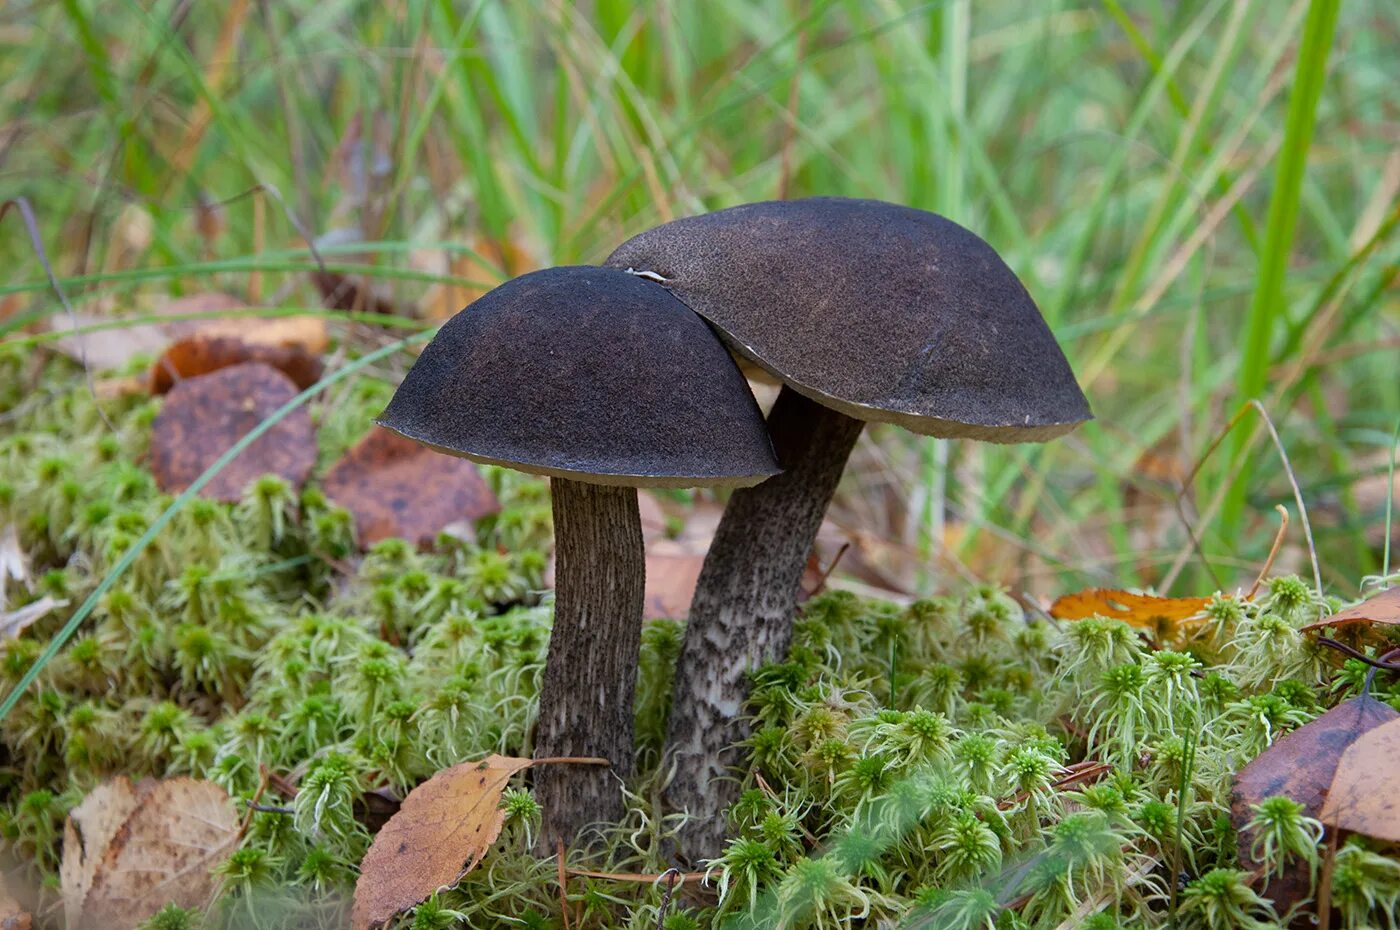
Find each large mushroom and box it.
[606,196,1092,858]
[378,266,779,849]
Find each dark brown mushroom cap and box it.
[378,266,780,488]
[605,197,1092,441]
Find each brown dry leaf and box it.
[1,596,66,639]
[62,777,238,930]
[352,754,534,930]
[149,362,317,502]
[322,427,500,549]
[645,543,706,620]
[1300,586,1400,632]
[1320,715,1400,842]
[1049,588,1213,638]
[51,293,244,372]
[150,316,328,394]
[1231,695,1399,913]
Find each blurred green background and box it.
[2,0,1397,598]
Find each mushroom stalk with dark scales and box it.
[664,388,862,854]
[608,197,1092,860]
[534,478,645,841]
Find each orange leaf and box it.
[321,428,500,549]
[150,316,327,394]
[1301,586,1400,632]
[1320,715,1400,842]
[148,362,317,502]
[352,755,533,930]
[1049,588,1213,632]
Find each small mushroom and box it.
[377,266,778,849]
[606,196,1092,857]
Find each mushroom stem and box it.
[534,477,645,852]
[663,386,864,860]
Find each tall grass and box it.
[2,0,1398,597]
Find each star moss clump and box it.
[2,348,1399,929]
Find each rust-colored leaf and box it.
[150,316,328,394]
[1231,695,1399,913]
[1049,588,1213,634]
[148,362,316,502]
[1320,716,1400,842]
[352,754,534,930]
[1301,587,1400,632]
[1233,695,1398,819]
[61,777,239,930]
[322,428,500,549]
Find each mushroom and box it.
[377,266,779,850]
[606,196,1092,857]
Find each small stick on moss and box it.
[1246,505,1290,599]
[557,838,571,930]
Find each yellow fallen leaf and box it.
[1049,588,1214,639]
[352,755,533,930]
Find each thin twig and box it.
[1247,505,1290,599]
[655,868,682,930]
[557,838,572,930]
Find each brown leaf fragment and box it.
[644,546,706,620]
[62,777,239,930]
[1320,716,1400,842]
[1301,586,1400,632]
[51,293,245,372]
[1049,588,1213,638]
[0,871,30,930]
[148,362,316,502]
[1231,695,1399,914]
[1,596,66,639]
[61,777,143,925]
[150,316,328,394]
[352,755,534,930]
[322,427,500,549]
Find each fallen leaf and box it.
[0,596,66,639]
[148,362,317,502]
[321,428,500,549]
[0,525,29,606]
[1231,695,1400,913]
[1301,587,1400,632]
[352,755,534,930]
[1049,588,1213,638]
[51,293,244,372]
[0,871,32,930]
[1320,715,1400,842]
[62,777,238,930]
[645,544,706,620]
[150,316,328,394]
[61,779,144,924]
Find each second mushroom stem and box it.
[534,477,644,854]
[663,386,865,861]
